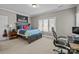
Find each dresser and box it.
[8,29,17,39]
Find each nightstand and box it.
[8,29,17,39]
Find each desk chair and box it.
[52,27,73,54]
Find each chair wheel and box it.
[53,49,57,51]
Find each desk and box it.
[68,35,79,50]
[70,43,79,52]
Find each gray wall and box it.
[76,5,79,26]
[31,8,75,36]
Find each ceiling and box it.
[0,4,77,17]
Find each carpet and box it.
[0,37,56,54]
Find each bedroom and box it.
[0,4,79,54]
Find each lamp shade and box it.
[9,24,13,28]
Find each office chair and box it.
[51,27,73,54]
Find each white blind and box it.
[38,17,56,32]
[0,15,8,40]
[49,18,56,32]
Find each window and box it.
[49,18,56,32]
[38,17,56,32]
[43,19,48,32]
[38,19,43,31]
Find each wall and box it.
[76,5,79,26]
[0,9,31,29]
[31,8,75,36]
[0,9,16,29]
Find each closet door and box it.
[0,15,8,40]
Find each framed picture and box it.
[16,14,28,22]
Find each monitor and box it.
[72,27,79,34]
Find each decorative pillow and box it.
[23,25,29,30]
[29,26,33,30]
[17,25,23,29]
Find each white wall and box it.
[31,8,75,36]
[0,9,16,29]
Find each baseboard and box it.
[43,35,53,39]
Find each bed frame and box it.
[18,33,42,43]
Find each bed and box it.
[17,29,42,43]
[16,22,42,43]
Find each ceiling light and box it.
[32,4,38,8]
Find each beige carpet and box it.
[0,37,56,54]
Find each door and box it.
[0,15,8,40]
